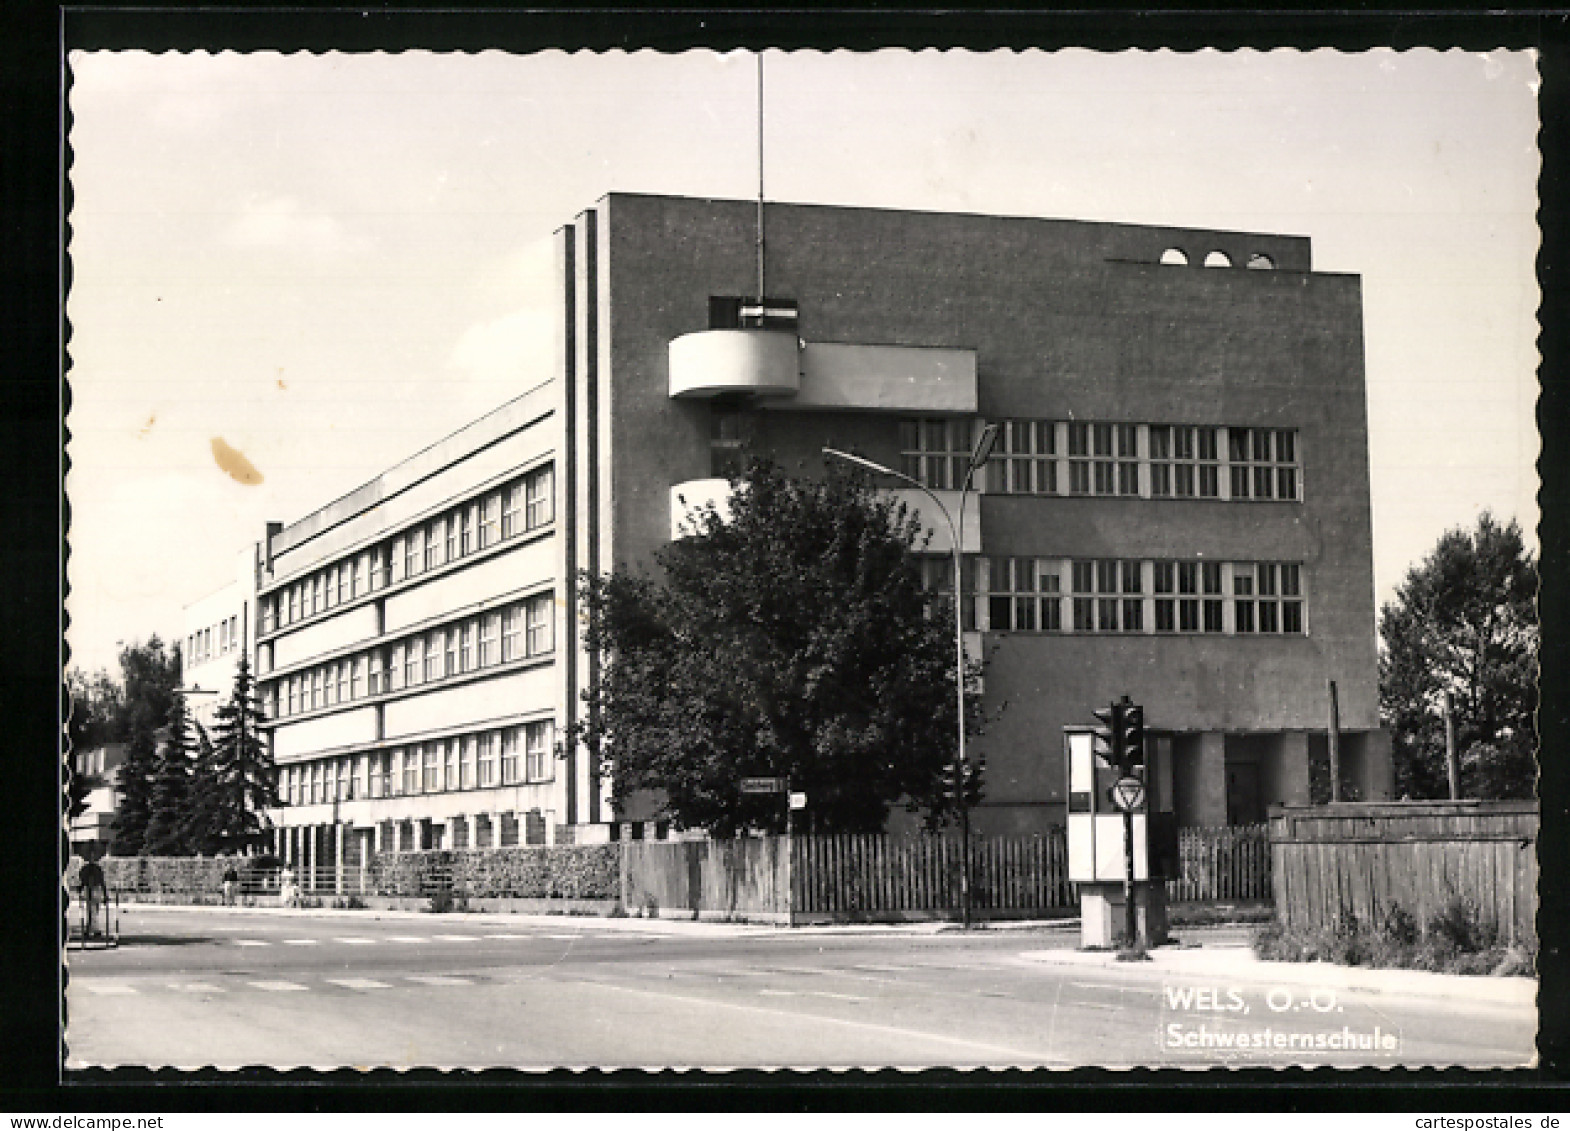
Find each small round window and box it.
[1159,247,1189,266]
[1246,253,1275,270]
[1203,251,1232,268]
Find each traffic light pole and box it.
[1123,803,1137,950]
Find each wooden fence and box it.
[1269,801,1538,946]
[1167,824,1271,902]
[622,836,792,923]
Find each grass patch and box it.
[1254,898,1535,978]
[1169,901,1275,928]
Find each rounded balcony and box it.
[668,329,800,399]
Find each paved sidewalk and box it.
[1017,941,1538,1007]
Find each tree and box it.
[1379,512,1537,800]
[181,720,223,856]
[578,459,978,837]
[142,691,194,855]
[201,656,278,854]
[99,635,182,855]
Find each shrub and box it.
[1254,898,1531,977]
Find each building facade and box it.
[246,193,1391,860]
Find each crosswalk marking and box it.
[431,934,480,942]
[248,980,309,992]
[853,964,916,973]
[482,933,532,940]
[543,934,582,940]
[385,936,428,943]
[169,983,225,993]
[405,975,471,986]
[326,978,392,990]
[234,939,271,947]
[282,938,320,946]
[812,991,868,1002]
[334,937,377,945]
[81,983,137,995]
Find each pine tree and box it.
[207,656,278,854]
[105,636,181,855]
[181,720,225,856]
[142,692,194,855]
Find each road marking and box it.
[233,940,271,947]
[759,989,798,997]
[1067,981,1160,996]
[584,978,1066,1064]
[385,936,428,943]
[81,983,136,995]
[853,964,917,973]
[169,983,225,993]
[543,934,583,940]
[333,937,378,945]
[1067,1002,1123,1011]
[282,938,321,946]
[248,980,309,992]
[431,934,480,942]
[405,975,472,986]
[326,978,392,990]
[482,933,533,940]
[812,991,867,1002]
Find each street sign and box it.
[788,791,807,810]
[1108,775,1146,813]
[740,777,788,794]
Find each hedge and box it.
[370,845,620,900]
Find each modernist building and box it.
[69,742,126,850]
[183,545,263,734]
[242,193,1391,864]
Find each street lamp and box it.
[824,422,1000,927]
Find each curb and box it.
[1016,946,1538,1008]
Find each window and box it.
[445,628,458,677]
[405,637,421,687]
[368,752,385,799]
[405,527,423,578]
[285,677,297,716]
[425,629,444,682]
[987,558,1061,632]
[336,757,349,802]
[403,748,420,796]
[526,721,554,782]
[323,663,337,706]
[444,740,459,793]
[426,519,444,570]
[323,567,337,610]
[336,662,348,704]
[350,656,363,700]
[501,728,521,784]
[479,613,499,666]
[311,669,323,710]
[1202,562,1225,632]
[1067,424,1092,495]
[388,643,404,691]
[422,744,439,793]
[460,621,474,672]
[287,585,299,623]
[915,556,979,631]
[986,420,1056,495]
[1227,428,1299,501]
[478,732,498,787]
[503,605,522,662]
[1071,560,1140,631]
[312,576,323,615]
[900,418,975,490]
[351,555,364,599]
[502,482,524,538]
[1234,562,1306,634]
[446,513,459,561]
[261,600,275,635]
[459,507,474,556]
[219,620,228,653]
[460,735,476,790]
[368,650,384,696]
[711,410,750,479]
[371,546,386,592]
[480,492,500,548]
[527,593,554,656]
[526,464,553,528]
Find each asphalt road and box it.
[64,906,1536,1070]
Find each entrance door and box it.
[1225,762,1263,825]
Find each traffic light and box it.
[1119,701,1146,771]
[1091,703,1122,769]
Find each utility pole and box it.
[1444,690,1462,800]
[1327,679,1342,802]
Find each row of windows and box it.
[259,464,554,636]
[188,614,241,666]
[921,557,1305,636]
[264,593,554,719]
[900,420,1300,502]
[278,720,556,805]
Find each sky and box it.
[64,48,1541,677]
